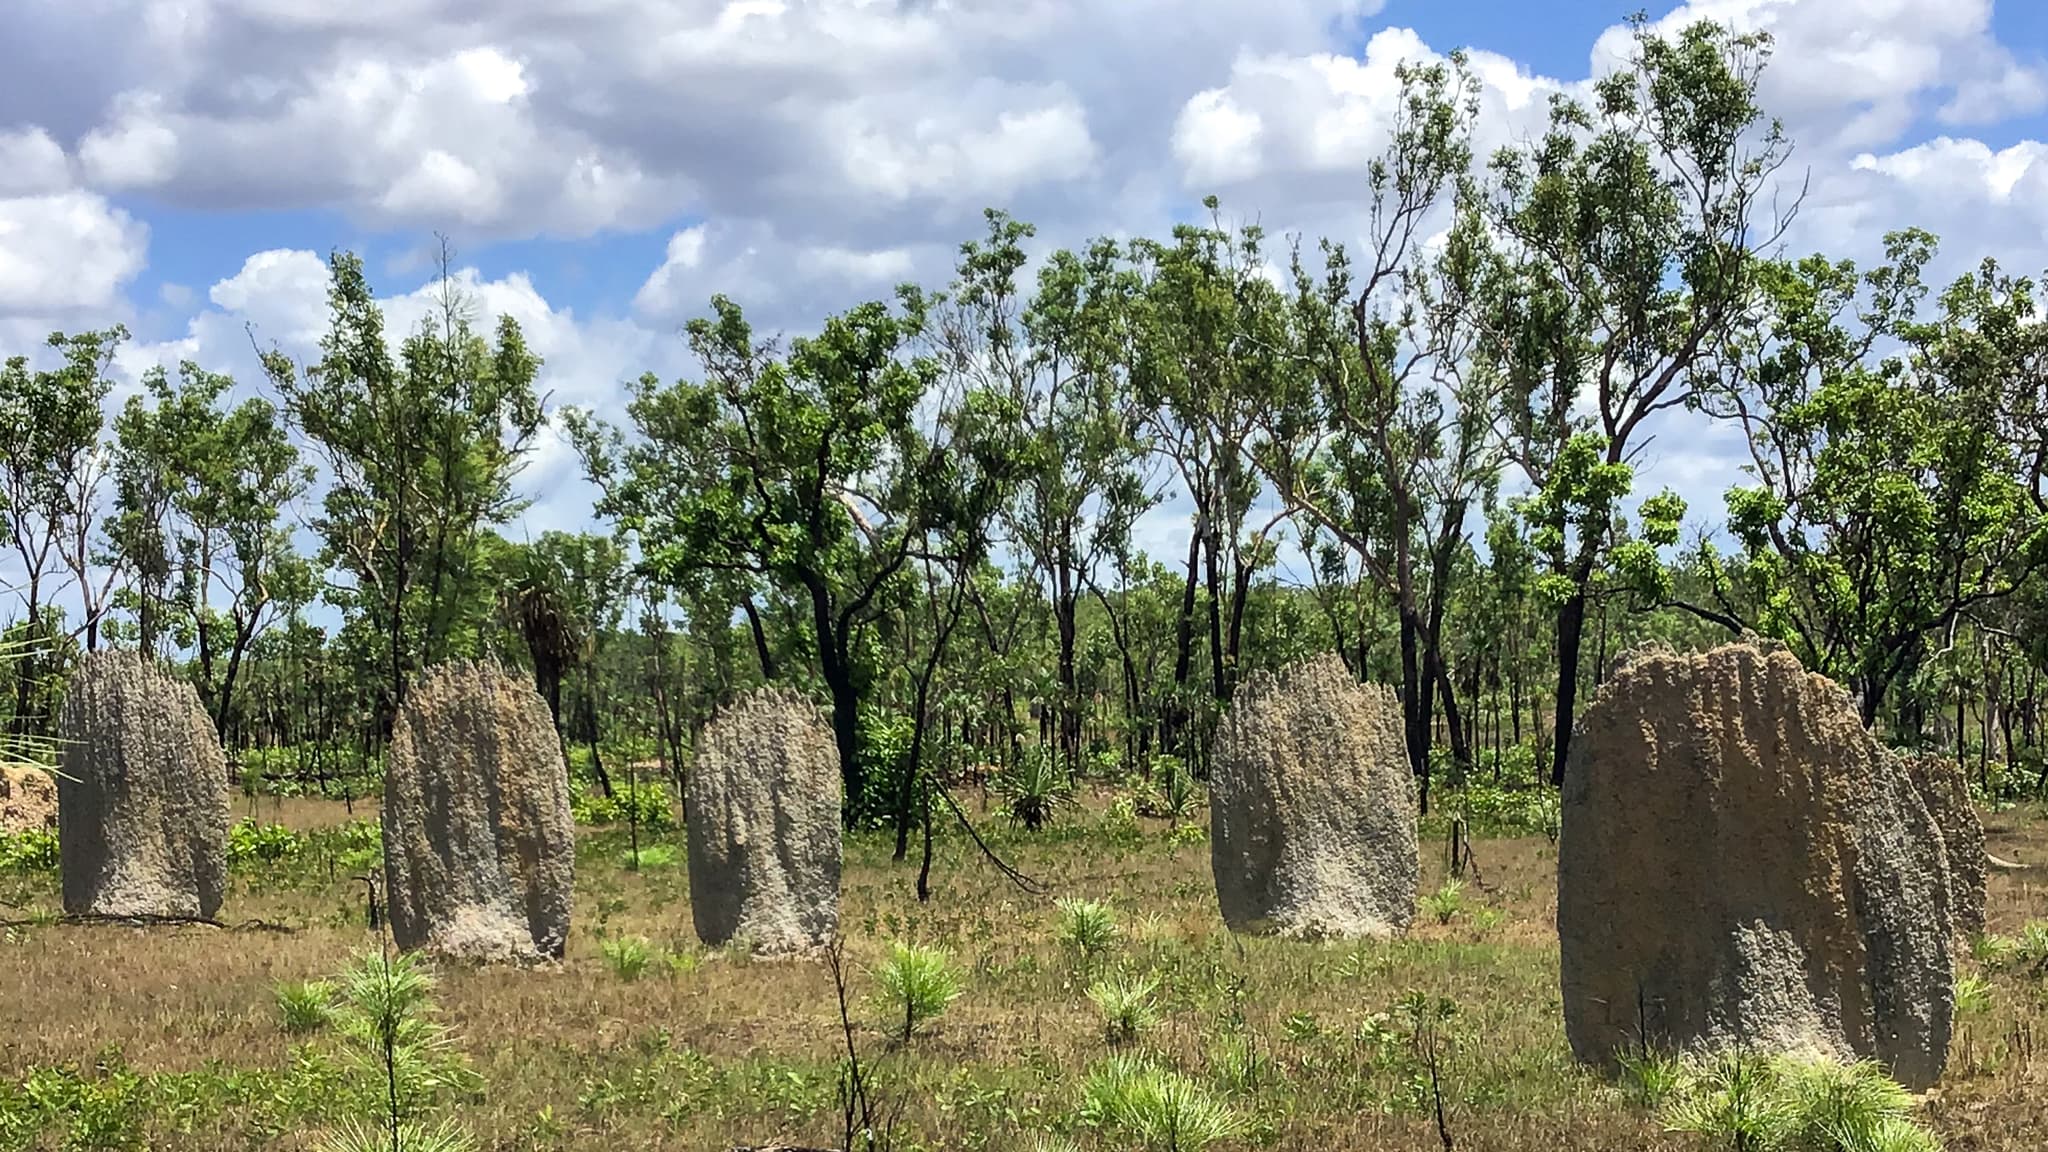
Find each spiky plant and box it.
[276,979,337,1036]
[1659,1051,1796,1152]
[1087,972,1161,1045]
[319,949,480,1152]
[992,749,1075,831]
[1056,898,1120,970]
[1080,1055,1245,1152]
[869,942,963,1042]
[601,936,653,982]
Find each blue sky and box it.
[3,0,2047,612]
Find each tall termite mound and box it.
[686,686,842,954]
[1208,654,1418,940]
[383,660,575,963]
[57,649,230,918]
[1559,639,1959,1090]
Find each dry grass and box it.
[0,795,2044,1150]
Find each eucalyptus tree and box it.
[0,327,123,730]
[1694,232,2048,726]
[1128,202,1294,759]
[1263,53,1499,797]
[574,288,1017,821]
[110,359,312,738]
[1482,16,1794,783]
[945,211,1156,769]
[261,249,544,725]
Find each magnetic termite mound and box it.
[57,649,230,919]
[1558,639,1960,1090]
[382,660,575,963]
[1208,654,1418,940]
[686,685,842,955]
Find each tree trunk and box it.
[1548,589,1588,787]
[742,598,778,681]
[1163,528,1203,756]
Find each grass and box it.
[0,794,2040,1150]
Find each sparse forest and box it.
[3,17,2048,1152]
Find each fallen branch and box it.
[1987,852,2030,872]
[0,912,296,933]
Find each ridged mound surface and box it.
[686,686,842,954]
[57,650,229,918]
[1208,655,1418,940]
[383,660,575,963]
[1559,640,1958,1089]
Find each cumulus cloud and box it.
[0,192,148,316]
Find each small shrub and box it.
[1099,796,1143,844]
[1970,931,2018,970]
[227,819,303,866]
[1420,879,1466,925]
[870,942,963,1042]
[1656,1053,1940,1152]
[0,828,58,871]
[1139,757,1203,824]
[1080,1054,1245,1152]
[2015,921,2048,973]
[1087,972,1161,1045]
[601,936,653,982]
[993,750,1075,831]
[1954,974,1993,1016]
[1056,898,1120,967]
[1163,822,1207,848]
[277,979,337,1035]
[1616,1049,1685,1109]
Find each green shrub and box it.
[993,749,1075,831]
[870,942,963,1042]
[569,780,676,831]
[1086,973,1161,1045]
[227,819,303,866]
[618,843,679,871]
[1056,898,1120,967]
[1655,1053,1940,1152]
[1079,1054,1245,1152]
[277,979,338,1035]
[0,828,58,871]
[601,936,653,982]
[1420,879,1467,925]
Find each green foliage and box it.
[601,937,654,982]
[1419,879,1467,925]
[1655,1053,1940,1152]
[1079,1054,1245,1152]
[992,749,1076,831]
[1953,974,1993,1016]
[1617,1049,1687,1109]
[1086,972,1162,1045]
[1055,899,1120,968]
[226,819,303,866]
[1137,758,1202,824]
[618,844,678,871]
[569,780,676,831]
[276,980,338,1036]
[317,949,481,1150]
[0,828,58,872]
[869,942,964,1043]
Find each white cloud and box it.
[0,192,148,315]
[0,127,71,196]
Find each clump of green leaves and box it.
[227,818,303,866]
[1655,1052,1940,1152]
[601,936,654,982]
[1087,972,1162,1045]
[992,750,1075,831]
[317,949,480,1152]
[1056,898,1120,968]
[0,828,58,872]
[870,942,963,1042]
[1138,758,1203,825]
[276,979,337,1035]
[1420,879,1467,925]
[1080,1055,1245,1152]
[1953,974,1993,1016]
